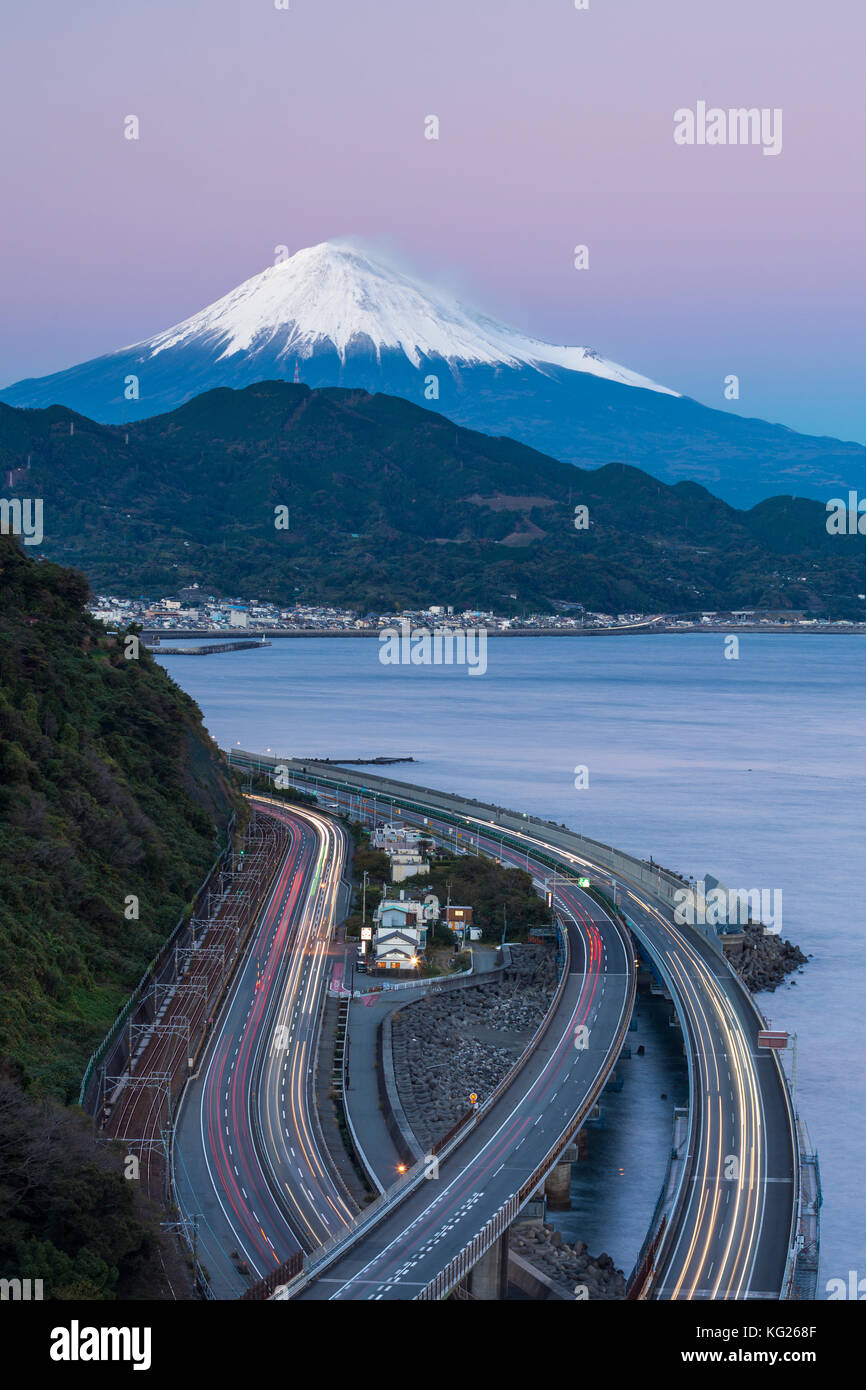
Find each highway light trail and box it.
[325,883,623,1301]
[173,801,353,1297]
[255,806,354,1248]
[264,782,635,1302]
[401,799,789,1301]
[285,772,793,1302]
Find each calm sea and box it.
[155,632,866,1291]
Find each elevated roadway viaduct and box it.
[230,762,635,1301]
[230,752,800,1302]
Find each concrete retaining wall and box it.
[378,1013,426,1167]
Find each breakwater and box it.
[150,639,272,655]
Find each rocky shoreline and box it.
[725,922,809,993]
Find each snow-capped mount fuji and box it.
[140,240,677,393]
[3,239,865,507]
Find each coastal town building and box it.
[370,823,428,852]
[371,927,423,972]
[85,592,866,638]
[390,851,430,883]
[370,823,432,881]
[443,904,480,943]
[373,890,439,944]
[367,889,441,973]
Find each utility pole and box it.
[362,871,369,924]
[501,903,508,945]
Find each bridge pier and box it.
[544,1145,579,1210]
[514,1183,546,1230]
[468,1229,509,1300]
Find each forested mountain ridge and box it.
[0,535,245,1298]
[2,383,864,618]
[0,535,243,1097]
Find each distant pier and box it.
[296,755,415,765]
[151,639,272,655]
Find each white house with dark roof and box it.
[372,927,422,972]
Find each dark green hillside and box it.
[0,536,243,1098]
[2,382,865,617]
[0,1073,179,1299]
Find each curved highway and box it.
[233,756,797,1303]
[291,879,634,1299]
[615,885,796,1300]
[420,808,797,1299]
[424,806,797,1300]
[172,800,353,1298]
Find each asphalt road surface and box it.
[173,802,352,1298]
[275,765,796,1302]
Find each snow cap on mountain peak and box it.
[143,239,677,395]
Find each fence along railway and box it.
[81,808,290,1201]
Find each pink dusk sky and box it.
[1,0,863,443]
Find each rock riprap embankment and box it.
[511,1225,626,1300]
[389,946,556,1152]
[725,923,809,992]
